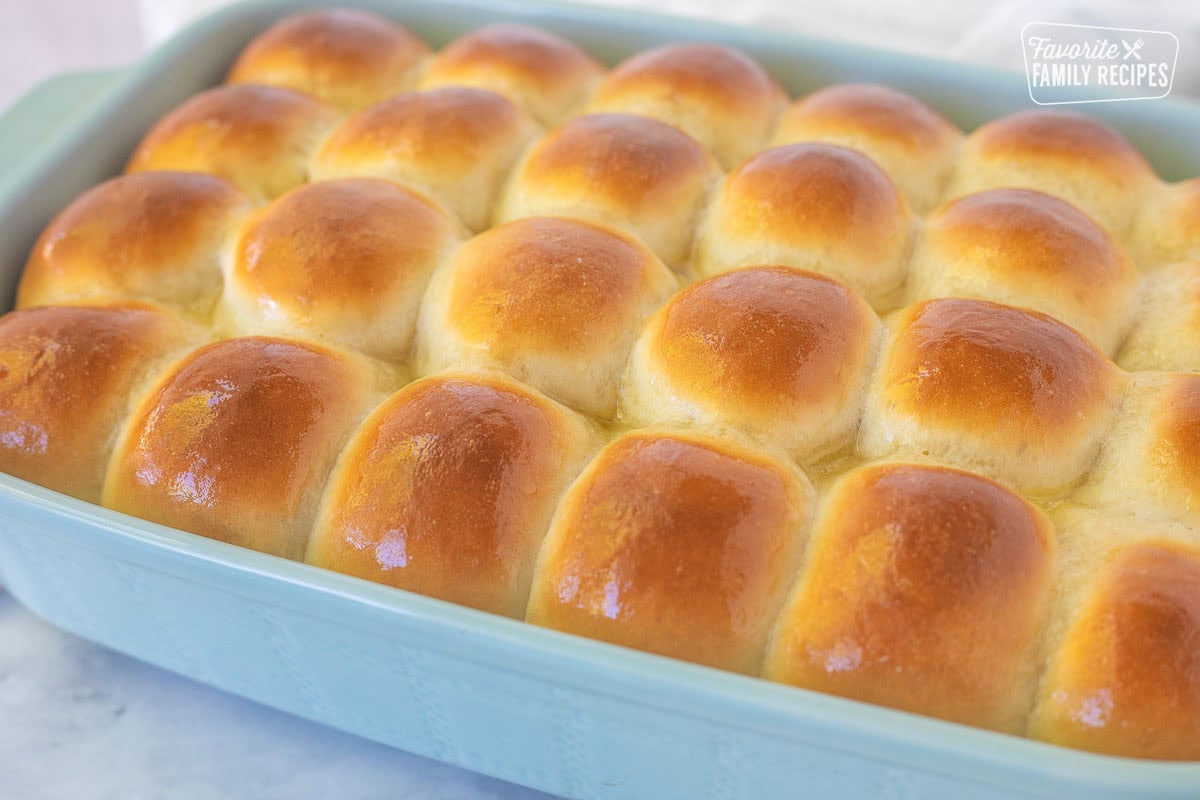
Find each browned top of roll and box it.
[1031,540,1200,760]
[776,83,960,155]
[968,109,1151,178]
[1146,374,1200,504]
[0,304,187,503]
[766,462,1055,731]
[227,8,429,111]
[18,171,249,314]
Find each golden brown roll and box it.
[103,336,390,560]
[226,8,429,112]
[1118,262,1200,372]
[526,430,813,673]
[311,87,538,231]
[219,177,462,362]
[417,216,679,418]
[586,42,786,169]
[694,143,915,308]
[308,372,597,617]
[771,83,963,213]
[17,172,249,317]
[765,462,1055,732]
[946,109,1157,242]
[622,266,880,462]
[420,23,604,127]
[1029,539,1200,760]
[1131,178,1200,267]
[0,303,194,503]
[126,84,342,202]
[907,188,1137,354]
[496,112,719,265]
[859,298,1125,494]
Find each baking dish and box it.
[2,2,1200,797]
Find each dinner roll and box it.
[586,42,785,169]
[496,113,719,265]
[907,188,1137,354]
[420,23,603,126]
[227,8,428,111]
[771,83,963,213]
[527,430,812,673]
[220,177,461,362]
[694,143,915,307]
[312,87,538,231]
[859,298,1125,494]
[1029,539,1200,760]
[103,336,389,560]
[127,84,341,202]
[1118,261,1200,371]
[946,109,1156,242]
[417,216,678,418]
[17,171,250,317]
[0,304,193,504]
[765,462,1055,732]
[309,372,597,617]
[622,266,880,462]
[1131,177,1200,267]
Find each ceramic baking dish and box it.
[2,1,1200,797]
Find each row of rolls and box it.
[4,7,1200,762]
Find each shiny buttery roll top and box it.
[765,462,1055,732]
[417,216,679,418]
[1030,539,1200,760]
[859,297,1125,495]
[219,177,462,362]
[945,108,1158,243]
[907,188,1137,355]
[496,112,720,265]
[309,372,597,618]
[420,23,604,127]
[226,8,429,112]
[527,430,813,673]
[586,42,786,169]
[1118,262,1200,372]
[311,86,538,231]
[126,83,342,202]
[622,266,880,462]
[1131,177,1200,267]
[771,83,963,214]
[0,304,194,504]
[694,143,916,308]
[103,336,390,560]
[17,171,250,317]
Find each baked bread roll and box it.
[765,462,1055,732]
[219,177,462,362]
[311,87,538,231]
[103,336,390,560]
[771,83,963,213]
[946,109,1157,242]
[420,23,603,127]
[126,84,342,202]
[496,112,719,265]
[586,42,785,169]
[309,372,597,617]
[0,303,193,504]
[1118,262,1200,372]
[17,171,250,317]
[859,298,1125,494]
[226,8,429,112]
[1131,177,1200,267]
[907,188,1137,355]
[417,216,678,417]
[694,143,915,307]
[526,430,813,673]
[1029,538,1200,760]
[622,266,880,462]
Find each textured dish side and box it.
[3,2,1200,799]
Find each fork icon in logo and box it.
[1122,38,1145,60]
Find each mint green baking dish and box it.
[2,2,1200,797]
